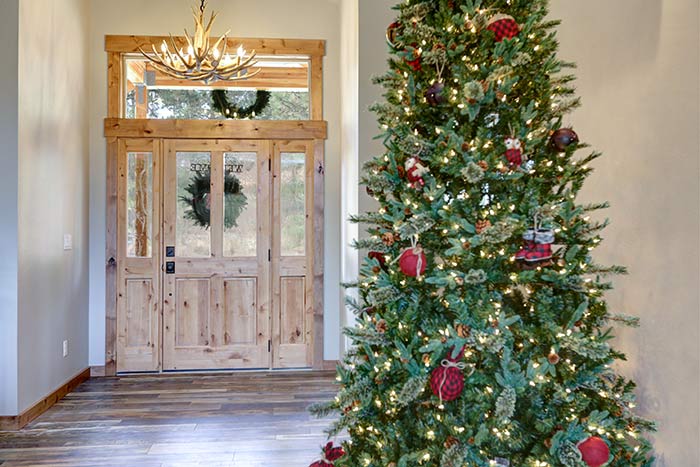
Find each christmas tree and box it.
[311,1,656,466]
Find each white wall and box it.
[356,1,699,466]
[0,0,20,417]
[87,0,343,365]
[340,0,359,352]
[17,0,91,413]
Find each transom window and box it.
[124,56,310,120]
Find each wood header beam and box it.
[104,119,328,140]
[106,36,326,57]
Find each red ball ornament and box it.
[486,14,520,42]
[578,437,610,467]
[549,128,580,152]
[399,245,427,277]
[430,358,465,402]
[309,442,345,467]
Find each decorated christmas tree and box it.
[311,1,656,466]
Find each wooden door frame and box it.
[104,36,328,376]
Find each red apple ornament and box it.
[578,436,610,467]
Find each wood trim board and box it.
[104,119,328,140]
[105,36,326,56]
[104,35,328,375]
[0,368,90,431]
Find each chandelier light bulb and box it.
[137,0,259,84]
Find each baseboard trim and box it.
[321,360,339,370]
[90,365,106,377]
[0,367,90,431]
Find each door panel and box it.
[223,278,258,345]
[117,139,161,373]
[162,140,271,371]
[174,278,211,347]
[272,141,314,368]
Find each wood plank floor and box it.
[0,372,339,467]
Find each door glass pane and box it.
[124,56,310,120]
[127,152,153,258]
[176,152,212,257]
[223,153,258,257]
[280,152,306,256]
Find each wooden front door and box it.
[162,140,271,370]
[116,137,315,372]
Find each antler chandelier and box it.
[138,0,259,84]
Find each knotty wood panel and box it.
[116,139,161,374]
[175,279,211,347]
[104,119,327,140]
[280,277,306,345]
[106,36,326,56]
[124,279,154,348]
[272,141,314,369]
[162,140,271,371]
[223,278,257,346]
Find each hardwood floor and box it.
[0,372,339,467]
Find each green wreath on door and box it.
[180,170,248,229]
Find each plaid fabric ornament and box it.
[309,442,345,467]
[430,350,467,402]
[486,14,520,42]
[524,242,552,263]
[517,217,555,264]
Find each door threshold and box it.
[116,367,315,376]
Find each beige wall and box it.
[357,1,700,466]
[550,2,700,465]
[87,0,344,364]
[17,0,91,413]
[0,0,20,417]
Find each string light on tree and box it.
[309,1,656,466]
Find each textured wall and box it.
[0,0,19,417]
[549,1,700,465]
[87,0,343,364]
[17,0,91,413]
[357,1,700,465]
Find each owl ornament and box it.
[405,157,430,189]
[504,137,525,168]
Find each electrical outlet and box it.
[63,234,73,251]
[62,340,69,358]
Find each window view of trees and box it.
[126,89,310,120]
